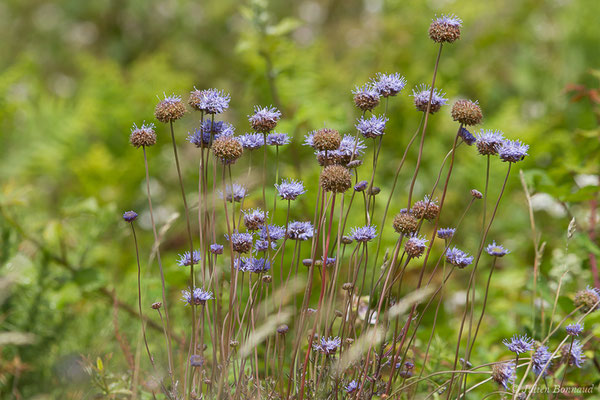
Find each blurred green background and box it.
[1,0,599,398]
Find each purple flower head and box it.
[243,208,268,231]
[181,287,213,305]
[210,243,224,255]
[562,340,585,368]
[248,105,281,133]
[187,120,235,148]
[405,234,428,259]
[287,221,314,241]
[499,139,529,163]
[411,84,448,113]
[322,257,336,266]
[189,88,230,114]
[123,211,138,222]
[190,355,204,367]
[371,72,407,97]
[312,336,342,354]
[338,134,367,159]
[476,129,505,156]
[354,180,368,192]
[503,334,534,354]
[235,257,271,274]
[238,133,264,150]
[434,14,462,27]
[566,323,583,337]
[356,114,388,139]
[225,232,254,253]
[492,361,516,390]
[352,84,380,111]
[220,184,248,203]
[266,132,291,146]
[532,345,552,377]
[350,225,377,242]
[259,225,286,241]
[445,247,473,268]
[486,241,509,257]
[345,380,358,393]
[177,250,202,267]
[253,240,277,253]
[275,179,307,200]
[458,127,476,145]
[437,227,456,239]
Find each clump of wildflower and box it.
[476,129,505,156]
[287,221,314,241]
[503,334,534,354]
[498,139,529,163]
[235,257,271,274]
[210,244,223,255]
[561,340,585,368]
[532,345,552,377]
[238,133,265,150]
[212,136,243,164]
[445,247,473,268]
[412,196,440,221]
[356,115,388,138]
[275,179,306,200]
[220,184,248,203]
[155,93,186,123]
[451,99,482,126]
[486,241,509,257]
[371,72,407,97]
[248,105,281,133]
[411,84,448,114]
[130,122,157,148]
[428,14,462,43]
[312,128,341,152]
[459,127,476,145]
[312,336,342,355]
[188,88,230,114]
[393,211,418,235]
[352,84,380,111]
[181,287,213,305]
[345,380,358,393]
[405,234,428,258]
[566,323,583,337]
[266,132,290,146]
[123,211,138,222]
[574,286,600,313]
[320,165,352,193]
[243,208,268,231]
[350,225,377,243]
[177,250,201,267]
[492,362,515,389]
[226,232,253,253]
[259,225,286,242]
[437,227,455,239]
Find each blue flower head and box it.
[275,179,307,200]
[445,247,473,268]
[188,88,230,114]
[562,340,585,368]
[350,225,377,242]
[266,132,291,146]
[177,250,202,267]
[210,243,223,255]
[243,208,268,231]
[286,221,314,241]
[253,240,277,253]
[434,14,462,26]
[248,105,281,133]
[354,180,368,192]
[123,211,138,222]
[259,225,286,241]
[437,227,456,239]
[486,241,509,257]
[238,133,265,150]
[356,114,388,139]
[532,345,552,377]
[225,232,254,253]
[345,380,358,393]
[566,323,584,337]
[352,84,380,111]
[503,334,534,354]
[371,72,407,97]
[235,257,271,274]
[492,361,516,390]
[476,129,505,156]
[458,127,476,145]
[405,234,428,259]
[187,120,235,148]
[411,84,448,113]
[312,336,342,354]
[181,287,213,305]
[498,139,529,163]
[220,184,248,203]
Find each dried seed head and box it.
[412,197,440,221]
[151,302,162,310]
[130,123,157,148]
[312,128,341,151]
[393,211,418,235]
[334,310,343,318]
[341,236,353,245]
[368,186,381,196]
[155,94,186,123]
[471,189,483,199]
[451,100,483,126]
[574,287,600,313]
[404,235,428,258]
[345,338,354,345]
[230,340,239,348]
[262,275,272,283]
[212,137,243,164]
[428,14,462,43]
[342,282,354,291]
[320,165,352,193]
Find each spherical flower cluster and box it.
[371,72,407,97]
[458,127,476,145]
[412,196,440,221]
[123,211,138,222]
[428,14,462,43]
[503,334,534,354]
[320,165,352,193]
[308,134,367,166]
[129,122,157,148]
[266,132,291,146]
[210,243,224,255]
[561,340,585,368]
[226,232,253,253]
[573,286,600,313]
[238,133,265,150]
[177,250,202,267]
[566,323,583,337]
[355,115,388,139]
[188,88,230,114]
[476,129,505,156]
[393,211,418,235]
[492,362,515,390]
[312,336,342,355]
[312,128,342,152]
[287,221,314,241]
[486,241,509,257]
[275,179,306,201]
[187,120,235,148]
[352,84,380,111]
[248,105,281,133]
[405,234,428,258]
[220,184,248,203]
[259,225,286,242]
[451,99,482,126]
[212,136,243,164]
[349,225,377,243]
[155,93,186,123]
[235,257,271,274]
[532,345,552,377]
[253,239,277,253]
[498,139,529,163]
[411,84,448,114]
[243,208,268,231]
[445,247,473,268]
[437,227,455,239]
[181,287,213,305]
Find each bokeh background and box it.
[1,0,599,397]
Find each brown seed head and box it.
[429,18,461,43]
[412,197,440,221]
[155,94,186,123]
[320,165,352,193]
[212,137,243,164]
[393,211,418,235]
[151,302,162,310]
[130,124,157,148]
[574,288,600,313]
[312,128,341,152]
[451,100,483,126]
